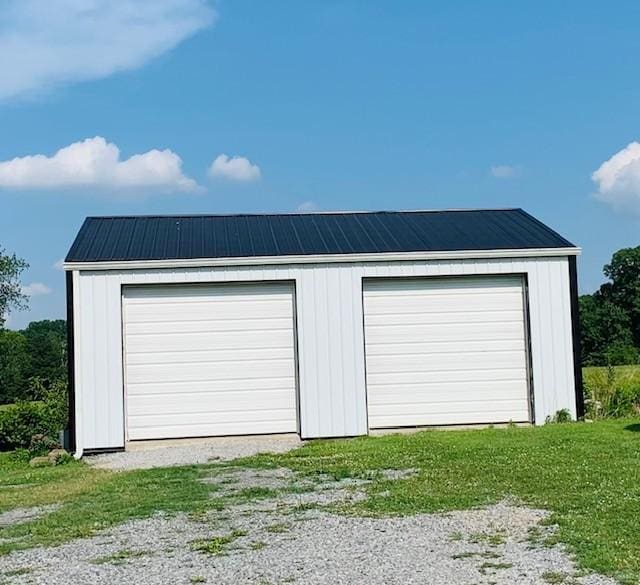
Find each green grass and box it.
[542,571,569,584]
[583,364,640,388]
[1,420,639,583]
[0,455,219,552]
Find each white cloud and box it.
[490,164,523,179]
[592,142,640,214]
[296,200,320,212]
[0,0,215,101]
[53,258,64,270]
[0,136,200,192]
[208,155,261,182]
[22,282,52,297]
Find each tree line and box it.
[579,246,640,366]
[0,320,67,404]
[0,245,639,405]
[0,246,67,404]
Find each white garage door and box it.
[122,282,298,440]
[363,276,530,428]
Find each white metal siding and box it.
[122,283,297,440]
[71,256,576,451]
[363,276,530,427]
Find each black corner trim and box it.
[65,271,76,453]
[568,256,585,418]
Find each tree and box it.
[579,292,638,365]
[21,320,67,384]
[579,245,640,366]
[0,329,29,404]
[0,248,28,328]
[603,246,640,347]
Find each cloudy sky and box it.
[2,0,640,328]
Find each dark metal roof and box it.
[65,209,575,263]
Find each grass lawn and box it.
[584,364,640,386]
[0,419,639,583]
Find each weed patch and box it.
[191,530,247,556]
[91,549,148,565]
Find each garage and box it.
[64,209,582,454]
[363,276,531,428]
[122,282,298,440]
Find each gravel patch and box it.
[0,505,60,528]
[202,467,299,493]
[0,505,615,585]
[86,435,303,470]
[202,467,369,509]
[0,468,617,585]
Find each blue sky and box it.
[2,0,640,329]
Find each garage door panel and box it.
[126,360,295,384]
[369,398,529,416]
[368,368,528,385]
[365,338,525,356]
[125,317,293,335]
[364,309,525,326]
[363,294,524,314]
[126,376,294,396]
[368,381,530,405]
[125,282,292,297]
[125,329,294,353]
[130,419,296,441]
[129,408,295,428]
[125,302,292,323]
[364,277,522,293]
[370,409,530,428]
[123,283,298,440]
[364,276,530,428]
[364,322,525,343]
[365,351,526,374]
[126,346,293,366]
[127,294,289,308]
[127,389,295,417]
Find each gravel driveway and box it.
[86,435,303,470]
[0,465,616,585]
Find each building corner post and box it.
[568,256,585,419]
[65,270,78,455]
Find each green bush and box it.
[0,379,68,451]
[0,401,50,450]
[546,408,573,424]
[29,433,60,456]
[32,377,68,432]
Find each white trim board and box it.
[64,247,580,271]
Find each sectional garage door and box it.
[363,276,531,428]
[122,282,298,440]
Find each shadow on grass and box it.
[623,423,640,433]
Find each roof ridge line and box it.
[85,208,522,220]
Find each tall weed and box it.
[583,365,640,419]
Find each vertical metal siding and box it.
[73,256,576,450]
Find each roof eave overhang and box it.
[63,246,581,271]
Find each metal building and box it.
[64,209,582,455]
